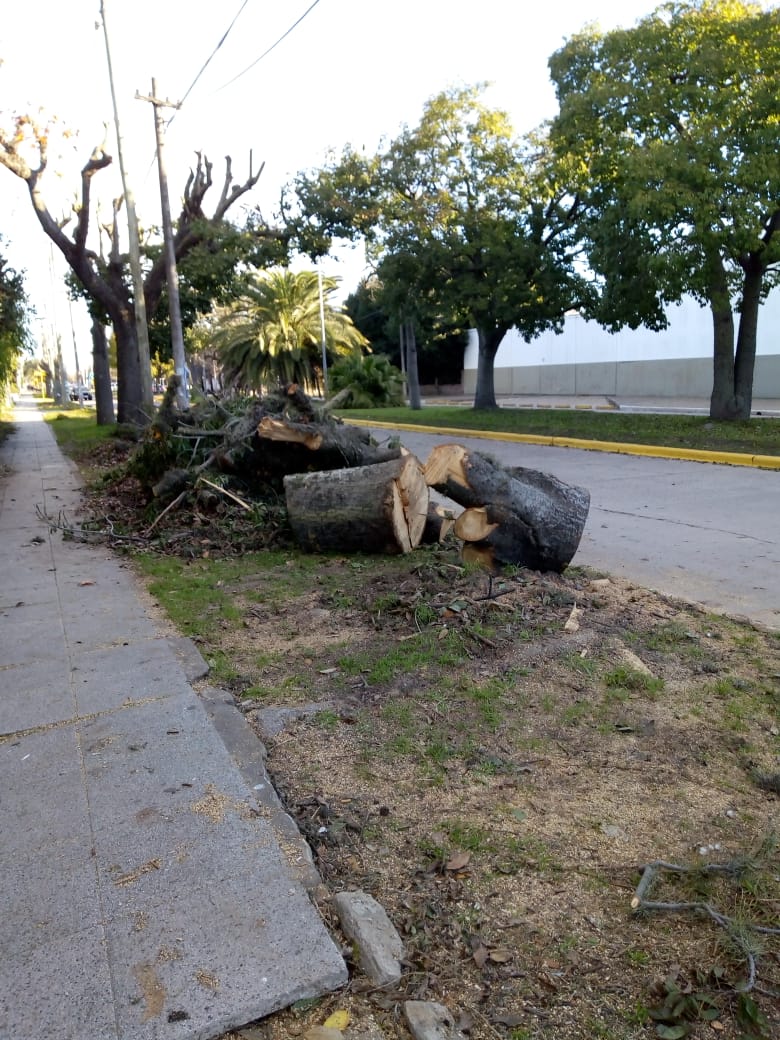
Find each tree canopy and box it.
[549,0,780,419]
[210,268,367,393]
[288,86,588,408]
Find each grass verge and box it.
[339,406,780,456]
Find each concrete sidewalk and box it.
[0,403,346,1040]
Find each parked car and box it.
[69,385,93,402]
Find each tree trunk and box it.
[424,443,590,572]
[91,318,115,426]
[114,311,145,425]
[284,455,429,555]
[473,327,506,410]
[707,252,738,420]
[732,261,763,420]
[405,320,422,410]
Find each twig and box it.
[196,476,252,511]
[36,506,147,544]
[631,858,780,994]
[144,490,189,536]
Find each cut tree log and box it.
[284,455,429,555]
[421,503,456,545]
[424,443,590,572]
[453,507,498,543]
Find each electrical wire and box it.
[169,0,251,125]
[219,0,323,89]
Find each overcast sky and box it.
[1,0,658,369]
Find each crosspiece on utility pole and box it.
[136,79,189,411]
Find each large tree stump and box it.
[424,444,590,572]
[284,455,429,555]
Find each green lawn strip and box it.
[41,407,118,463]
[340,406,780,456]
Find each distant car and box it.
[69,385,93,402]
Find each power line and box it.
[170,0,251,123]
[220,0,323,90]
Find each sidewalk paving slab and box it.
[0,402,347,1040]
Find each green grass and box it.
[340,405,780,456]
[41,408,118,464]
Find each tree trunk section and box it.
[405,320,422,410]
[424,443,590,572]
[732,261,762,420]
[91,318,115,426]
[707,252,738,420]
[421,503,455,544]
[473,327,506,410]
[284,455,429,555]
[114,312,145,425]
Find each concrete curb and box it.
[342,418,780,470]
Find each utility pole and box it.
[99,0,154,418]
[137,79,189,411]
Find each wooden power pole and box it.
[137,80,189,410]
[99,0,154,419]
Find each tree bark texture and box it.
[473,327,506,409]
[284,455,429,555]
[90,319,115,426]
[732,261,763,419]
[249,415,403,482]
[707,251,739,421]
[424,444,590,572]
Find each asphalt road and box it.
[375,427,780,631]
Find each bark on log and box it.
[284,456,429,555]
[424,444,590,572]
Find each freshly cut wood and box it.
[256,416,323,450]
[284,455,429,555]
[421,503,456,544]
[453,506,498,543]
[424,444,590,572]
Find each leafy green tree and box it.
[146,214,288,360]
[287,86,588,409]
[548,0,780,420]
[0,241,31,390]
[328,353,404,408]
[211,269,367,393]
[344,276,465,387]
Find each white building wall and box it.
[463,292,780,397]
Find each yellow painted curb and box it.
[341,418,780,470]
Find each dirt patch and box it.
[175,555,779,1040]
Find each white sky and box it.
[0,0,656,371]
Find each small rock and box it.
[333,890,404,987]
[404,1001,467,1040]
[600,823,625,840]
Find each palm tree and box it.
[212,269,368,393]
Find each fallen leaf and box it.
[78,580,96,586]
[473,945,489,969]
[318,667,338,674]
[323,1009,350,1030]
[445,851,471,871]
[489,949,513,963]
